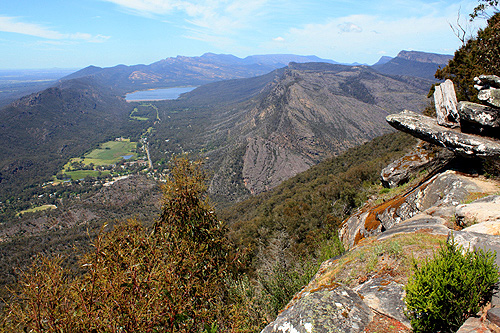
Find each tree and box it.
[2,155,240,332]
[434,12,500,102]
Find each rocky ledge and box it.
[263,76,500,332]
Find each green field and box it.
[64,170,110,180]
[17,204,57,216]
[66,139,138,168]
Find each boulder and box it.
[354,277,411,328]
[340,169,492,248]
[377,213,450,241]
[434,79,460,127]
[386,110,500,158]
[458,101,500,137]
[474,75,500,90]
[261,284,373,333]
[380,141,452,188]
[456,195,500,228]
[478,88,500,108]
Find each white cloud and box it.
[273,36,285,42]
[338,22,362,33]
[264,8,474,63]
[0,16,110,43]
[101,0,179,14]
[102,0,270,39]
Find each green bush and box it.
[405,241,498,333]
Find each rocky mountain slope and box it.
[373,50,453,80]
[147,62,432,202]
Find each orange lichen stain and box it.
[354,230,365,245]
[363,195,407,232]
[342,311,349,318]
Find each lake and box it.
[125,87,197,102]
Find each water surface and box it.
[125,87,196,101]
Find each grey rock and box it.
[261,285,373,333]
[354,277,411,328]
[434,79,460,126]
[377,213,450,241]
[475,75,500,89]
[487,307,500,327]
[458,101,500,135]
[456,195,500,228]
[341,169,488,249]
[456,316,489,333]
[449,230,500,265]
[478,88,500,108]
[386,110,500,158]
[380,141,451,188]
[419,170,484,209]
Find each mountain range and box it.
[0,50,446,211]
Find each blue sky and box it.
[0,0,488,69]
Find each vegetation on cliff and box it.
[435,12,500,101]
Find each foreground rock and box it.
[386,110,500,158]
[340,170,497,249]
[261,284,373,333]
[458,101,500,136]
[380,141,452,188]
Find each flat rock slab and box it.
[354,277,410,328]
[459,101,500,128]
[261,285,373,333]
[456,316,490,333]
[386,110,500,158]
[487,307,500,327]
[377,213,450,241]
[456,195,500,228]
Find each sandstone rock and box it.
[449,230,500,262]
[434,79,460,126]
[341,169,491,249]
[380,141,451,188]
[386,110,500,158]
[459,101,500,136]
[261,284,373,333]
[478,88,500,108]
[354,277,411,328]
[377,213,450,241]
[487,307,500,327]
[455,316,490,333]
[475,75,500,90]
[456,195,500,229]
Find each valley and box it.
[0,49,459,331]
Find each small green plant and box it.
[405,240,498,333]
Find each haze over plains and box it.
[0,0,489,69]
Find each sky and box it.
[0,0,489,69]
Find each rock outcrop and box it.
[386,111,500,158]
[264,76,500,333]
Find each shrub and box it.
[404,240,498,332]
[1,155,241,332]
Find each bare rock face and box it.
[261,284,373,333]
[340,170,494,249]
[386,110,500,158]
[476,75,500,108]
[354,277,411,329]
[458,101,500,136]
[478,88,500,108]
[380,141,452,188]
[456,195,500,228]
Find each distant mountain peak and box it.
[396,50,452,65]
[373,56,393,66]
